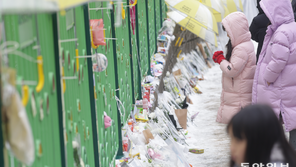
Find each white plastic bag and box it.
[165,138,191,167]
[92,53,108,72]
[2,83,34,165]
[127,158,143,167]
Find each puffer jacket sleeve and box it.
[220,47,248,78]
[264,32,290,83]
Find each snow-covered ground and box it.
[184,64,289,167]
[185,65,230,167]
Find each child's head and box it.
[227,105,296,167]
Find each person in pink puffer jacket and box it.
[213,12,256,124]
[252,0,296,148]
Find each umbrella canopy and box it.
[199,0,226,22]
[0,0,58,13]
[0,0,111,14]
[221,0,243,14]
[166,0,218,46]
[233,0,243,12]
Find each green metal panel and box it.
[113,2,133,125]
[155,0,162,36]
[0,2,167,166]
[3,14,62,166]
[136,0,150,77]
[52,12,67,167]
[126,1,136,103]
[0,13,5,167]
[58,6,96,167]
[147,0,156,60]
[161,0,167,22]
[88,2,120,166]
[128,3,141,100]
[83,4,100,167]
[110,3,125,160]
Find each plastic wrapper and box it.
[165,138,191,167]
[147,140,177,164]
[163,75,182,100]
[72,134,84,167]
[126,125,146,146]
[114,0,123,27]
[158,19,175,36]
[90,19,106,46]
[127,158,143,167]
[152,107,187,145]
[135,108,149,122]
[123,137,129,152]
[2,83,34,165]
[92,53,108,72]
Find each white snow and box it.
[186,65,231,167]
[184,65,289,167]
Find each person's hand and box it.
[212,51,223,60]
[212,51,224,63]
[212,51,225,64]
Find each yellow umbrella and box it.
[166,0,218,33]
[166,0,218,46]
[222,4,231,17]
[234,0,244,12]
[199,0,224,22]
[221,0,243,14]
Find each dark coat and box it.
[249,0,296,64]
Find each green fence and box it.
[155,0,162,39]
[0,1,167,166]
[88,2,122,166]
[136,0,150,77]
[2,14,63,167]
[161,0,168,22]
[57,5,99,167]
[0,12,4,167]
[147,0,156,61]
[128,2,142,101]
[113,2,134,125]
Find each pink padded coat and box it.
[216,12,256,124]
